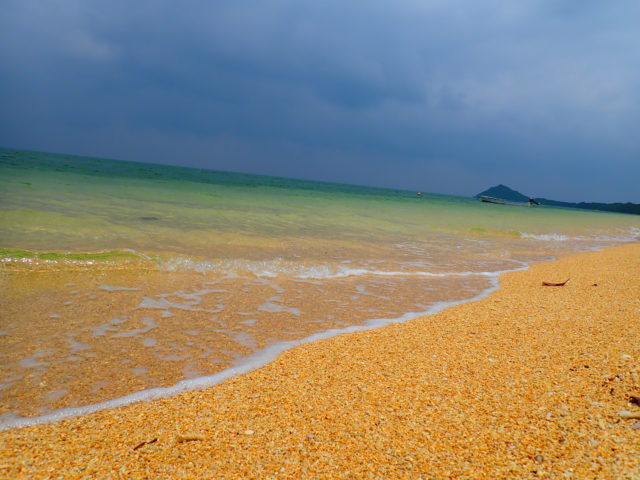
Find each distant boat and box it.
[479,196,539,207]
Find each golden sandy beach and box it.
[1,244,639,479]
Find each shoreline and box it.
[0,267,512,431]
[1,244,639,478]
[0,248,526,423]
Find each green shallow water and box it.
[1,148,638,261]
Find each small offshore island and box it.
[476,185,640,215]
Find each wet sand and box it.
[0,264,489,418]
[1,244,639,478]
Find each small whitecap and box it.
[520,232,569,241]
[45,389,68,402]
[114,318,157,338]
[233,331,257,349]
[20,357,48,368]
[156,353,191,361]
[91,381,109,392]
[139,296,199,311]
[99,285,140,291]
[68,338,91,353]
[91,323,117,336]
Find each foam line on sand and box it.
[0,274,506,432]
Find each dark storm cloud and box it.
[1,0,639,201]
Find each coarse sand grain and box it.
[1,244,639,479]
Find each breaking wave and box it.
[519,232,570,242]
[159,257,527,279]
[520,226,640,244]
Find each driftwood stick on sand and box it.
[542,279,570,286]
[133,438,158,451]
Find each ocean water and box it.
[1,148,639,429]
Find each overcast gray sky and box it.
[1,0,639,202]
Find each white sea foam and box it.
[113,318,157,337]
[521,227,640,244]
[156,353,191,361]
[593,231,640,242]
[233,331,257,349]
[183,361,204,378]
[139,297,196,311]
[159,256,526,280]
[91,381,109,392]
[100,285,141,291]
[45,389,68,403]
[138,290,226,315]
[520,232,570,241]
[258,296,301,315]
[67,338,91,353]
[0,264,518,432]
[19,358,48,368]
[91,323,118,337]
[19,350,52,369]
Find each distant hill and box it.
[534,198,640,215]
[475,185,640,215]
[475,184,530,202]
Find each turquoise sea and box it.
[1,148,639,428]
